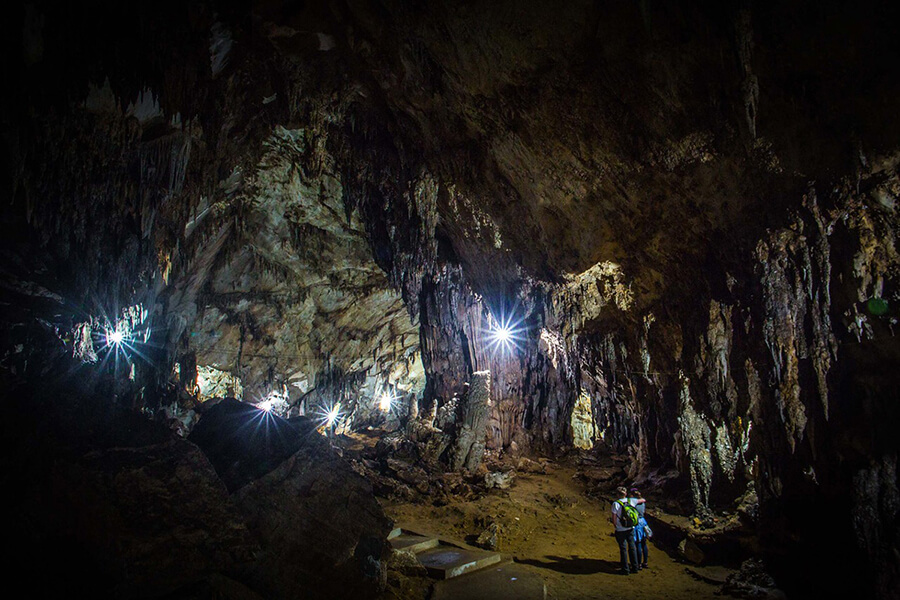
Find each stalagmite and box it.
[677,374,713,515]
[451,371,491,472]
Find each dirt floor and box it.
[380,462,728,600]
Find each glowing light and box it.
[90,303,155,370]
[107,328,125,346]
[485,310,526,355]
[326,406,340,426]
[313,401,343,435]
[256,388,289,414]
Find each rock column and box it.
[452,371,491,472]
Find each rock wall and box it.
[560,176,900,598]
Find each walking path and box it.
[383,463,728,599]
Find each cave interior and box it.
[3,1,900,599]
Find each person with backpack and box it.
[611,486,640,575]
[630,487,650,570]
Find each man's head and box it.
[617,486,627,498]
[630,487,640,497]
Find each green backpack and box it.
[617,501,640,528]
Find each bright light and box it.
[257,388,289,414]
[378,391,395,412]
[314,401,343,434]
[485,310,526,354]
[326,406,340,426]
[107,329,125,346]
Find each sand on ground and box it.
[382,463,725,600]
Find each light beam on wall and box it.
[378,391,394,412]
[326,405,340,426]
[485,310,526,355]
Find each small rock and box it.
[721,559,786,599]
[476,522,500,550]
[484,469,516,489]
[387,549,427,577]
[516,457,546,474]
[678,538,705,564]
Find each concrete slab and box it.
[431,561,547,600]
[416,545,502,579]
[389,533,440,553]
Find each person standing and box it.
[611,486,640,575]
[630,487,649,569]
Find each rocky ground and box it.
[378,459,779,600]
[337,430,782,600]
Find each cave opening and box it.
[3,1,900,599]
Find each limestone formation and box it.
[451,371,492,472]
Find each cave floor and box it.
[381,463,726,600]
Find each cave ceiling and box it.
[259,0,900,314]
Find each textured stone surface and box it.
[476,522,501,551]
[179,126,425,422]
[187,400,393,599]
[231,422,392,600]
[452,370,492,472]
[188,398,306,492]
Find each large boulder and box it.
[190,399,392,599]
[188,398,306,491]
[232,426,392,599]
[9,437,259,599]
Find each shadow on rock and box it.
[188,398,314,491]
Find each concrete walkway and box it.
[389,526,546,599]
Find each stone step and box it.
[389,532,441,554]
[431,560,547,600]
[416,545,503,579]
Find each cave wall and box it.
[558,177,900,597]
[173,125,424,420]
